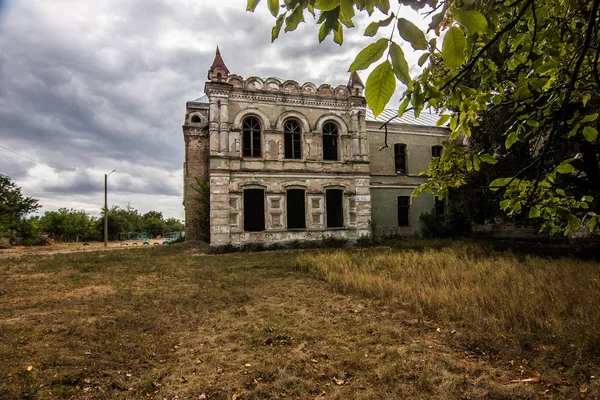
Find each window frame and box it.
[396,196,410,227]
[242,116,262,158]
[283,119,302,160]
[322,122,339,161]
[325,189,344,228]
[394,143,407,174]
[286,188,307,229]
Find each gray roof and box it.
[366,108,443,127]
[189,95,208,104]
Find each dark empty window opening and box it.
[191,115,201,123]
[286,189,306,229]
[217,73,223,82]
[432,145,443,158]
[326,189,344,228]
[244,189,265,232]
[242,117,262,157]
[435,196,446,216]
[284,119,302,159]
[323,122,339,161]
[394,144,407,174]
[397,196,410,227]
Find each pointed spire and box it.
[347,71,364,88]
[347,71,364,96]
[208,46,230,82]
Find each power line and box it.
[0,145,95,176]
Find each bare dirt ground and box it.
[0,241,172,259]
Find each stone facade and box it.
[182,49,450,246]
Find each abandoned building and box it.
[182,48,450,247]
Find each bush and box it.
[420,210,471,238]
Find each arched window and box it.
[242,116,262,157]
[322,122,338,161]
[191,115,201,123]
[284,119,302,159]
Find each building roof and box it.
[347,71,364,88]
[209,46,230,75]
[189,95,209,104]
[365,108,443,127]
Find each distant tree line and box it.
[0,174,184,245]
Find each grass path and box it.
[0,244,591,399]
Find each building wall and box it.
[182,67,450,244]
[367,123,448,235]
[183,75,372,247]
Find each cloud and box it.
[0,0,432,221]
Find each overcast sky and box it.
[0,0,431,221]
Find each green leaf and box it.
[581,113,598,123]
[319,22,329,42]
[315,0,340,11]
[389,42,411,84]
[366,61,396,117]
[246,0,261,12]
[364,13,394,37]
[349,38,388,71]
[377,0,391,14]
[499,199,511,210]
[429,9,446,32]
[582,126,598,142]
[436,114,450,126]
[284,5,305,32]
[567,214,580,230]
[267,0,279,16]
[418,52,430,67]
[441,26,466,69]
[489,177,511,190]
[556,163,575,174]
[272,14,285,42]
[480,154,497,164]
[454,10,488,34]
[398,96,410,117]
[333,21,343,45]
[397,18,428,50]
[529,207,540,218]
[340,0,355,20]
[505,131,517,149]
[589,216,597,232]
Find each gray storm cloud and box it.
[0,0,425,219]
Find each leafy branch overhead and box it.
[247,0,600,235]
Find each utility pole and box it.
[104,170,115,247]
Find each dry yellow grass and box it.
[1,242,598,399]
[296,245,600,371]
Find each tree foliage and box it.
[248,0,600,235]
[191,177,211,242]
[0,175,40,239]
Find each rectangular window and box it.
[435,196,446,216]
[432,145,443,158]
[394,144,407,173]
[286,189,306,229]
[397,196,410,227]
[326,189,344,228]
[244,189,265,232]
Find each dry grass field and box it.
[1,241,598,399]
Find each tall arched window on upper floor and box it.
[322,122,338,161]
[284,119,302,159]
[242,116,262,157]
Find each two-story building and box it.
[182,48,449,247]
